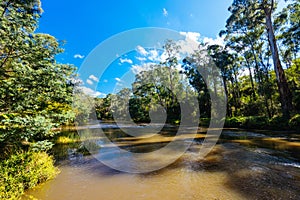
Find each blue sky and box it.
[36,0,234,96]
[37,0,232,63]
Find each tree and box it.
[95,95,113,120]
[276,0,300,69]
[182,45,213,118]
[222,0,293,118]
[132,65,184,122]
[261,0,292,118]
[0,0,76,149]
[207,45,235,116]
[111,88,132,121]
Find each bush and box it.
[224,116,299,130]
[289,114,300,130]
[268,116,289,130]
[225,116,268,129]
[0,151,59,199]
[243,116,268,129]
[225,117,244,128]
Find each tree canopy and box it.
[0,0,76,150]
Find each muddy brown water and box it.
[23,124,300,200]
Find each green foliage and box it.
[221,0,295,118]
[72,93,94,124]
[243,116,269,129]
[0,151,59,200]
[199,118,210,127]
[225,116,269,129]
[182,48,212,118]
[225,117,244,128]
[129,97,150,122]
[268,116,289,129]
[0,1,76,197]
[0,114,53,143]
[289,114,300,129]
[0,0,76,149]
[277,0,300,67]
[286,61,300,113]
[238,97,266,116]
[95,95,113,120]
[30,140,53,152]
[224,115,300,130]
[96,35,299,130]
[95,40,199,124]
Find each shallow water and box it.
[23,125,300,200]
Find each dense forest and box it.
[0,0,299,199]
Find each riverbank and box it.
[54,115,300,134]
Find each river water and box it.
[23,124,300,200]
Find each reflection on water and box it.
[23,124,300,200]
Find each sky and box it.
[36,0,234,96]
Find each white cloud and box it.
[178,32,201,54]
[115,77,122,82]
[179,32,224,48]
[131,62,156,74]
[131,65,143,74]
[203,36,225,47]
[119,58,133,64]
[74,54,85,59]
[136,45,148,56]
[180,32,201,43]
[79,86,106,97]
[103,79,108,83]
[148,49,159,61]
[163,8,168,17]
[116,82,123,87]
[136,57,147,61]
[86,79,93,85]
[89,75,99,82]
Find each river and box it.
[22,123,300,200]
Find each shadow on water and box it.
[200,144,300,200]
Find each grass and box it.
[56,136,79,144]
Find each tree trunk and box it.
[264,10,292,118]
[223,76,231,117]
[245,57,256,100]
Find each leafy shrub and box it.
[0,114,54,144]
[225,117,244,128]
[289,114,300,129]
[243,116,268,129]
[0,151,59,199]
[268,116,289,130]
[30,140,54,152]
[224,115,300,130]
[225,116,268,129]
